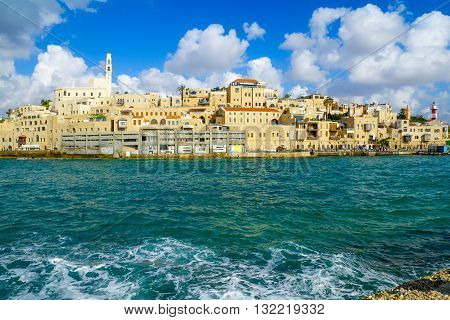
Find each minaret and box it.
[430,102,438,120]
[105,52,112,97]
[405,105,410,120]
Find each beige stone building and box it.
[182,88,210,107]
[226,79,267,108]
[295,120,343,150]
[344,115,379,146]
[209,90,227,109]
[389,119,448,149]
[215,107,281,126]
[214,106,291,152]
[0,120,14,151]
[52,53,113,116]
[1,52,448,154]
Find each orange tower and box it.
[405,105,411,120]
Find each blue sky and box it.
[1,0,449,120]
[23,0,448,75]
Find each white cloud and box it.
[0,1,108,113]
[338,4,406,60]
[243,22,266,40]
[31,45,92,88]
[310,7,348,39]
[0,60,15,77]
[164,24,249,77]
[280,33,313,51]
[388,0,408,14]
[346,11,450,88]
[116,69,243,95]
[0,0,107,61]
[247,57,283,92]
[368,86,420,109]
[0,0,63,60]
[61,0,107,12]
[289,85,309,98]
[117,68,204,95]
[288,50,326,84]
[280,4,450,119]
[204,71,242,88]
[0,45,96,111]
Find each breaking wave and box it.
[0,237,404,300]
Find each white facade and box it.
[52,53,113,116]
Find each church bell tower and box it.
[105,53,112,96]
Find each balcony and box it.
[422,134,431,142]
[198,98,210,105]
[403,135,412,143]
[307,123,319,132]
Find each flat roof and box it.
[224,107,279,113]
[232,78,259,84]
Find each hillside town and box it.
[0,53,448,156]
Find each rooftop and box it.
[232,78,259,84]
[224,107,279,113]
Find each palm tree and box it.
[324,97,334,120]
[177,84,186,97]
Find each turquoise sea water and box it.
[0,156,448,300]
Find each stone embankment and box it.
[0,150,429,159]
[366,269,450,300]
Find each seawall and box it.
[0,150,438,159]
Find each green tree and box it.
[324,97,334,108]
[398,108,406,119]
[283,93,291,99]
[377,138,390,147]
[40,99,51,109]
[327,114,342,121]
[410,114,427,123]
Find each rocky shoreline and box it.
[366,269,450,300]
